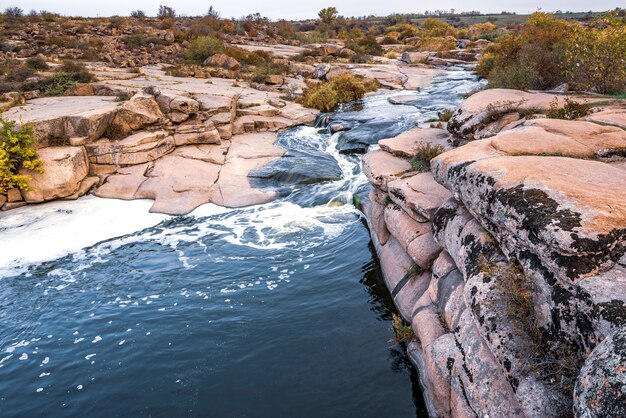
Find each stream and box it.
[0,67,483,417]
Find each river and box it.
[0,67,482,417]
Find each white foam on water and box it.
[0,196,169,278]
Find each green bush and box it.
[186,36,224,64]
[299,72,379,112]
[43,62,94,96]
[0,118,42,193]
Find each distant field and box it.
[360,12,597,26]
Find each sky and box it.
[1,0,621,20]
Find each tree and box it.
[131,10,146,18]
[3,7,23,17]
[318,7,338,24]
[157,5,176,19]
[206,6,219,18]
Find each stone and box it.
[2,96,119,145]
[394,271,432,321]
[134,155,221,215]
[249,150,343,188]
[263,75,284,85]
[407,232,440,270]
[0,194,6,207]
[337,119,413,154]
[95,163,149,200]
[211,133,284,208]
[383,204,431,249]
[155,91,200,122]
[447,89,595,139]
[574,327,626,418]
[173,121,221,147]
[452,309,525,417]
[19,146,89,202]
[313,63,331,79]
[6,188,22,202]
[203,53,241,71]
[387,173,452,221]
[361,150,412,192]
[85,131,175,166]
[435,154,626,284]
[364,191,390,246]
[585,108,626,130]
[379,127,451,159]
[490,119,626,160]
[401,51,429,64]
[108,93,164,137]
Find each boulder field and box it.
[361,89,626,417]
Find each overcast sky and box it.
[1,0,620,20]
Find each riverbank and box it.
[361,88,626,417]
[0,60,445,214]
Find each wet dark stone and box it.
[336,119,413,154]
[249,150,343,188]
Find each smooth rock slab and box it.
[2,96,119,145]
[362,150,412,192]
[379,127,451,158]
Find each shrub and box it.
[411,142,445,172]
[0,118,42,193]
[566,15,626,94]
[348,35,383,56]
[386,22,420,40]
[186,36,224,64]
[0,60,35,82]
[299,72,379,111]
[130,10,146,18]
[438,109,454,122]
[3,7,23,17]
[44,62,94,96]
[417,36,456,52]
[157,5,175,19]
[546,97,592,120]
[391,313,414,343]
[477,13,574,90]
[422,18,457,37]
[25,57,49,71]
[251,62,290,82]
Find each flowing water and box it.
[0,68,483,417]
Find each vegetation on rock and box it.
[299,72,379,111]
[0,118,42,193]
[411,142,445,172]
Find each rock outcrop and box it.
[361,95,626,417]
[1,66,318,213]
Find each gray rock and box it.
[313,63,331,80]
[574,327,626,418]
